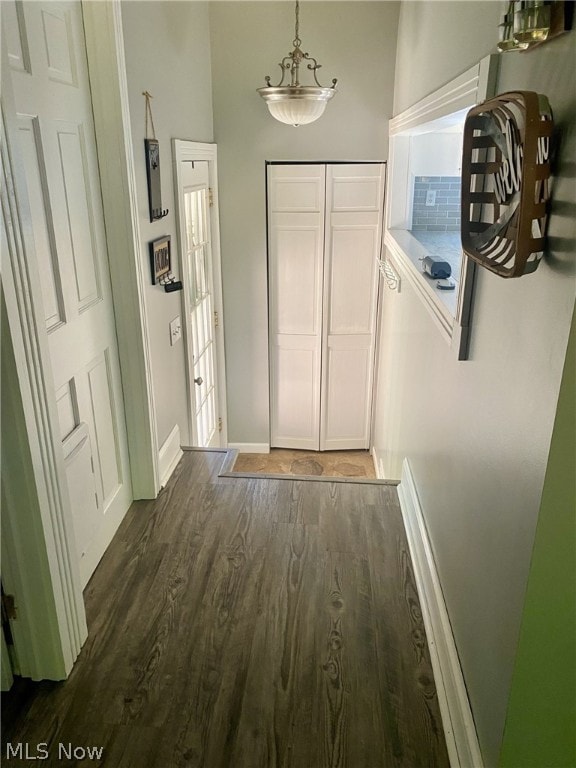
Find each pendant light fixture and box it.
[257,0,337,127]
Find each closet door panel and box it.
[323,340,372,449]
[268,165,325,449]
[272,338,320,448]
[321,164,385,450]
[329,219,378,334]
[273,218,322,335]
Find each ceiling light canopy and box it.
[257,0,337,127]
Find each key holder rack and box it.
[149,235,182,293]
[144,92,169,223]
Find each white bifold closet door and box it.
[268,163,385,451]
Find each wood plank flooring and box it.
[2,451,449,767]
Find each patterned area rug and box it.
[232,449,376,479]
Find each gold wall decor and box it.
[498,1,573,53]
[461,91,553,278]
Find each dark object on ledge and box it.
[422,256,452,280]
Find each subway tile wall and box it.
[411,176,461,231]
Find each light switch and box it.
[170,316,182,345]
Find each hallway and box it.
[2,451,448,767]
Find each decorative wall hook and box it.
[160,272,183,293]
[151,207,169,221]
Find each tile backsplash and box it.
[411,176,461,232]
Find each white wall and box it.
[121,1,214,448]
[209,1,400,445]
[410,132,463,177]
[393,1,503,115]
[373,3,576,765]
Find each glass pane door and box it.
[184,187,217,447]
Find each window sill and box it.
[384,228,458,342]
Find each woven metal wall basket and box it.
[461,91,553,278]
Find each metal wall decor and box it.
[143,91,169,222]
[461,91,553,278]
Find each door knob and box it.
[194,376,203,386]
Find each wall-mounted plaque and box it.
[149,235,182,293]
[461,91,553,278]
[149,235,171,284]
[145,138,169,222]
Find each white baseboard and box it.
[158,425,183,488]
[227,442,270,454]
[371,446,385,479]
[397,459,484,768]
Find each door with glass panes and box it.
[179,160,220,447]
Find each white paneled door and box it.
[6,0,132,586]
[269,165,325,449]
[268,163,385,450]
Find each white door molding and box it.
[1,66,87,678]
[172,140,228,448]
[82,0,159,498]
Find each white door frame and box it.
[82,0,159,497]
[172,140,228,448]
[0,0,157,679]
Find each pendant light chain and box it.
[293,0,301,47]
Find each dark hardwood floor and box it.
[2,451,449,767]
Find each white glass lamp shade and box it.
[257,86,336,126]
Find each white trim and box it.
[1,57,87,677]
[228,443,270,454]
[172,140,228,448]
[82,0,159,498]
[158,425,183,488]
[389,57,499,136]
[371,446,385,480]
[397,459,484,768]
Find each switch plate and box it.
[170,316,182,345]
[425,190,437,206]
